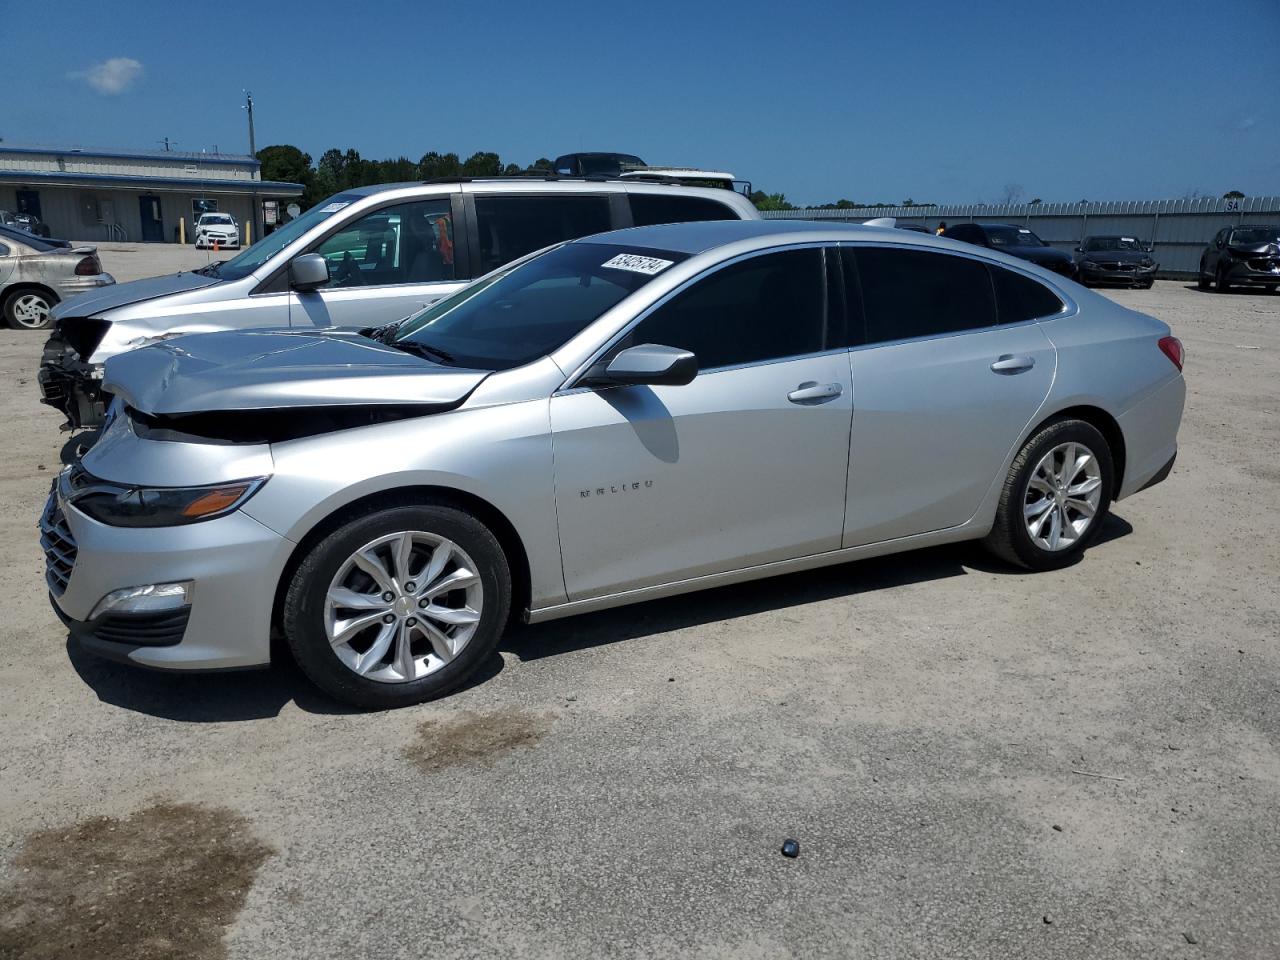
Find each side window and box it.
[474,195,611,275]
[629,193,737,227]
[850,247,997,346]
[622,248,826,370]
[0,242,9,257]
[991,265,1064,323]
[313,199,455,289]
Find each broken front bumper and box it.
[38,331,108,430]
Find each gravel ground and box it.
[0,279,1277,959]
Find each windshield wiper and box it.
[393,340,457,366]
[364,318,405,344]
[195,261,222,277]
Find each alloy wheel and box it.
[1023,441,1103,552]
[324,531,483,683]
[10,293,51,328]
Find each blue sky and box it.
[3,0,1277,206]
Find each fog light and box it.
[89,582,192,619]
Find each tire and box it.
[283,502,511,709]
[1197,260,1210,290]
[984,418,1114,571]
[1216,264,1232,293]
[1140,279,1154,289]
[3,288,56,330]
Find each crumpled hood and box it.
[52,271,219,320]
[103,329,489,416]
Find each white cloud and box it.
[1238,116,1257,131]
[71,57,144,95]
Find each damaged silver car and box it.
[43,221,1185,709]
[0,225,113,330]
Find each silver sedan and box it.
[44,221,1185,708]
[0,226,114,329]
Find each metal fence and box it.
[761,196,1280,277]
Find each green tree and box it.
[418,151,462,179]
[750,190,795,211]
[256,144,312,186]
[528,157,554,173]
[1223,190,1245,199]
[461,151,502,176]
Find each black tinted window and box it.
[474,195,612,275]
[991,266,1064,323]
[625,248,826,370]
[629,193,737,227]
[849,248,997,345]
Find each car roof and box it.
[573,219,967,255]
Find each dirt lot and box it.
[1,279,1277,959]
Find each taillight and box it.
[74,255,102,276]
[1158,335,1184,371]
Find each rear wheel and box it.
[3,288,56,330]
[984,419,1114,571]
[283,503,511,709]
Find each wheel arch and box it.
[3,282,61,307]
[1023,404,1126,493]
[271,484,533,647]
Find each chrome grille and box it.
[40,491,77,597]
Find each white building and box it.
[0,144,304,243]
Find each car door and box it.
[549,246,853,601]
[840,246,1058,547]
[468,192,617,279]
[287,194,466,328]
[1204,228,1229,275]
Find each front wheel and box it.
[1197,260,1211,290]
[283,503,512,709]
[3,288,56,330]
[1216,264,1232,293]
[984,419,1114,571]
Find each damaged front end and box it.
[38,319,114,430]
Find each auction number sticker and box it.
[318,201,350,213]
[602,253,674,275]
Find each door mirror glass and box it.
[290,253,330,291]
[598,344,698,386]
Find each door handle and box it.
[787,381,843,404]
[990,354,1035,374]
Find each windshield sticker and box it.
[318,201,350,214]
[1122,237,1136,242]
[601,253,674,275]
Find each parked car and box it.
[0,225,114,330]
[1197,224,1280,293]
[1074,235,1157,288]
[39,178,759,429]
[193,213,240,250]
[0,209,53,237]
[553,152,646,177]
[942,223,1076,278]
[43,221,1184,708]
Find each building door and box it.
[15,190,41,221]
[138,195,164,243]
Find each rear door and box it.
[288,193,466,328]
[840,246,1058,546]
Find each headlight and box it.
[1141,257,1154,267]
[63,467,266,528]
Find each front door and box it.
[839,246,1057,546]
[138,195,164,243]
[550,247,853,601]
[288,196,464,328]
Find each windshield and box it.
[394,242,687,371]
[212,193,361,281]
[986,226,1044,247]
[1229,227,1280,246]
[202,214,234,225]
[1084,237,1147,252]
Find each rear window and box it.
[991,266,1064,323]
[0,225,56,251]
[629,193,737,227]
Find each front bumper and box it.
[1225,259,1280,286]
[42,487,295,670]
[38,331,106,430]
[1078,262,1157,286]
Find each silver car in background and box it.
[43,221,1185,708]
[0,226,114,329]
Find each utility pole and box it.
[243,90,256,157]
[158,137,175,152]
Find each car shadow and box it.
[501,513,1133,663]
[64,635,506,723]
[1183,283,1279,296]
[64,515,1132,720]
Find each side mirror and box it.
[290,253,329,292]
[1074,246,1084,253]
[593,344,698,387]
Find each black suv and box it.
[942,223,1076,279]
[1198,225,1280,293]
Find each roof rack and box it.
[419,172,753,195]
